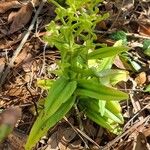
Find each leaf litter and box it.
[0,0,150,149]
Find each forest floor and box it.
[0,0,150,149]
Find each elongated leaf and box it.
[104,109,123,124]
[85,110,113,131]
[105,101,121,114]
[76,88,128,101]
[25,95,76,150]
[88,46,129,59]
[77,79,128,101]
[44,77,68,112]
[97,56,115,71]
[98,100,106,116]
[45,80,77,118]
[98,69,129,85]
[79,98,106,116]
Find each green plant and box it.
[25,0,129,149]
[110,30,127,45]
[143,39,150,56]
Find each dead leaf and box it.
[7,130,26,150]
[138,23,150,36]
[66,140,83,150]
[96,21,108,30]
[8,11,18,23]
[135,72,146,86]
[134,132,148,150]
[31,0,40,7]
[0,1,21,14]
[84,121,97,138]
[47,132,59,150]
[14,45,29,66]
[0,58,6,75]
[0,34,23,49]
[0,107,21,126]
[8,2,33,34]
[7,87,24,96]
[117,140,134,150]
[114,56,126,69]
[0,28,8,38]
[58,127,76,149]
[142,125,150,137]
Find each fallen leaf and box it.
[66,140,83,150]
[117,140,134,150]
[8,11,18,23]
[47,132,59,150]
[0,1,21,14]
[135,72,146,86]
[114,56,126,69]
[140,124,150,137]
[138,23,150,36]
[134,132,148,150]
[0,33,23,49]
[58,127,76,149]
[0,28,8,38]
[31,0,40,7]
[14,44,29,66]
[7,87,23,96]
[8,2,33,34]
[0,58,5,75]
[96,21,108,30]
[7,130,26,150]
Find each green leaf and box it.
[98,100,106,116]
[44,77,68,112]
[0,124,12,142]
[45,80,77,118]
[79,98,123,134]
[77,79,129,101]
[97,56,115,71]
[85,110,113,131]
[85,109,123,134]
[144,48,150,56]
[104,109,123,124]
[37,79,53,90]
[110,31,127,45]
[25,95,76,150]
[143,40,150,56]
[79,98,106,116]
[98,69,129,85]
[88,46,129,59]
[143,39,150,50]
[129,60,141,71]
[144,84,150,92]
